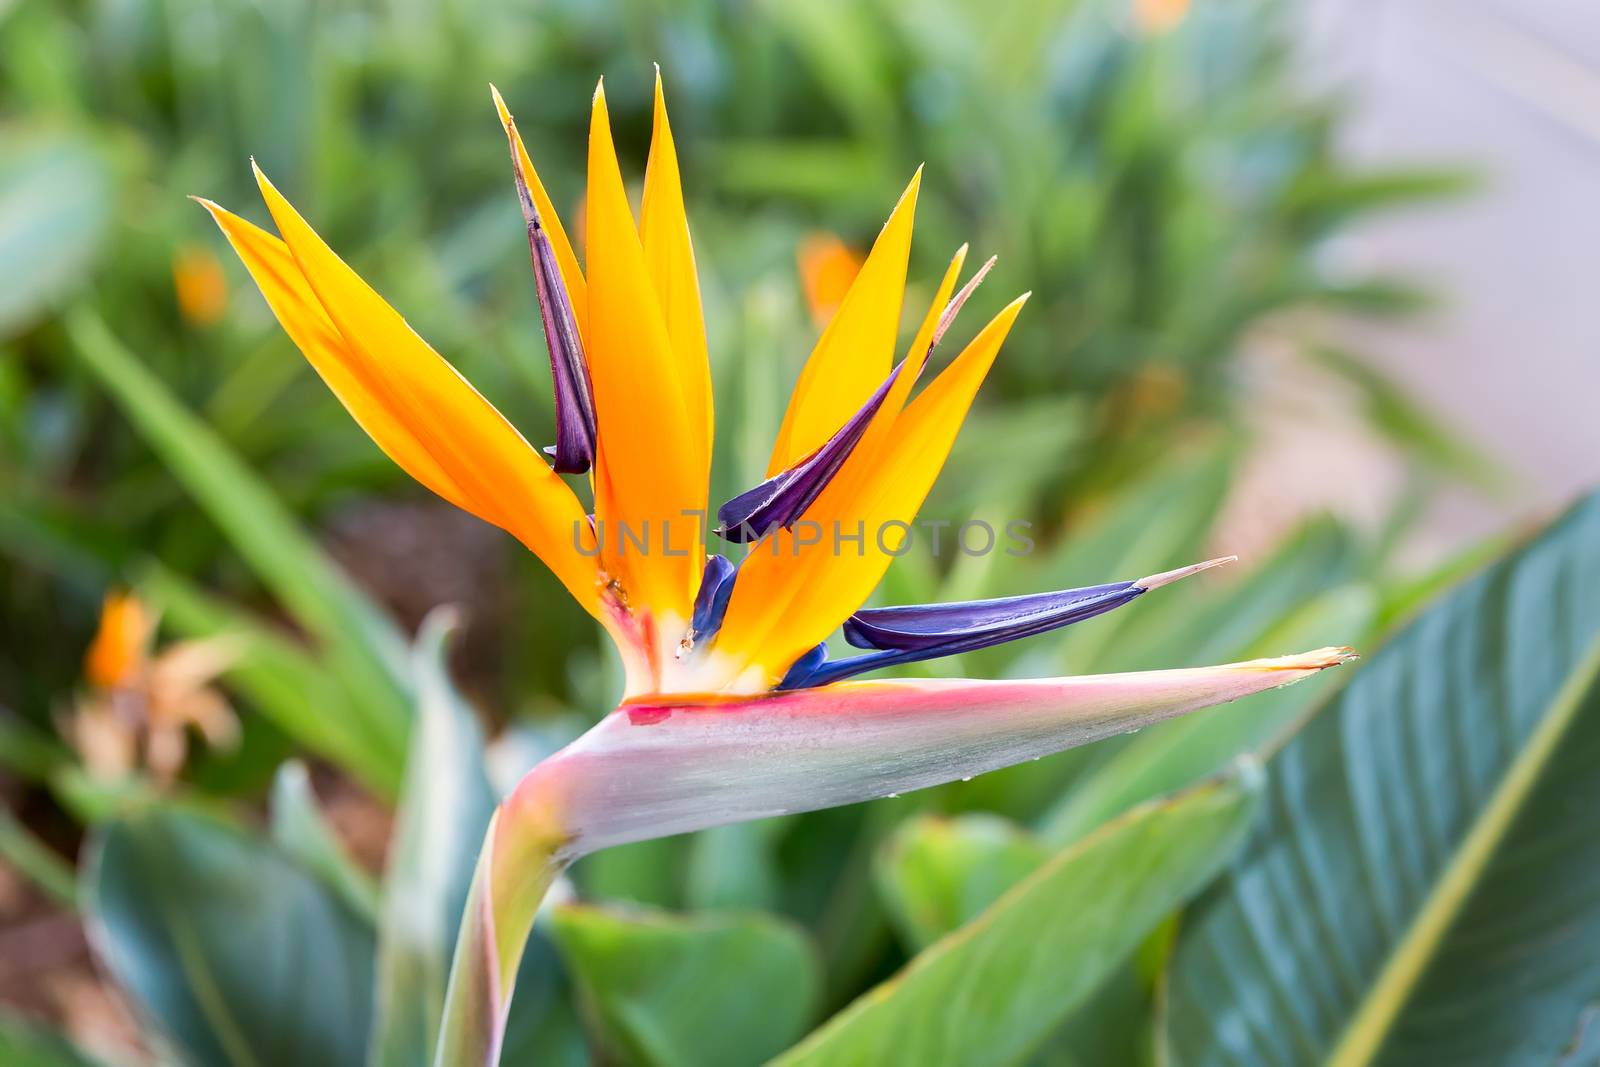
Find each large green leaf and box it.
[269,761,379,922]
[368,612,496,1067]
[1166,492,1600,1066]
[873,813,1171,1067]
[83,809,375,1067]
[0,127,110,339]
[773,767,1262,1067]
[874,813,1048,951]
[65,308,410,776]
[550,905,821,1067]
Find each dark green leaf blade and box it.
[774,768,1261,1067]
[83,810,375,1067]
[1166,492,1600,1066]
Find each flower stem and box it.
[433,796,570,1067]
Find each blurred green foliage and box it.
[0,0,1512,1063]
[0,0,1467,726]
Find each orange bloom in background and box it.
[83,590,155,690]
[1133,0,1191,34]
[797,232,864,326]
[172,243,229,327]
[64,591,240,782]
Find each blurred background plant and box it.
[4,0,1562,1064]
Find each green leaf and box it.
[874,813,1048,950]
[369,611,496,1067]
[0,126,111,339]
[0,1012,108,1067]
[1165,492,1600,1065]
[551,905,822,1067]
[84,808,375,1067]
[269,761,379,922]
[65,307,411,775]
[774,768,1262,1067]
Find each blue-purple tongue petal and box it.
[688,555,738,646]
[503,118,595,475]
[716,364,901,542]
[781,556,1237,689]
[843,581,1142,652]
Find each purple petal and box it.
[689,555,738,645]
[785,557,1238,688]
[717,254,999,544]
[717,363,902,543]
[503,125,595,475]
[845,581,1141,651]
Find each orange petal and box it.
[85,590,154,690]
[586,82,704,622]
[718,292,1028,685]
[639,69,714,480]
[490,85,588,344]
[768,170,921,474]
[226,172,600,611]
[199,200,476,515]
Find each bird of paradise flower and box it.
[198,72,1350,1066]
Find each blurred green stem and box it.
[0,807,77,908]
[434,802,569,1067]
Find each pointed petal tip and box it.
[1253,646,1358,672]
[1134,555,1238,591]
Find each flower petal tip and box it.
[1134,555,1238,591]
[1258,646,1358,672]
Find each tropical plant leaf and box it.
[0,126,111,339]
[368,611,496,1067]
[84,808,375,1067]
[874,813,1047,951]
[268,761,379,922]
[773,766,1262,1067]
[1166,492,1600,1066]
[550,904,822,1067]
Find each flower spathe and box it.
[200,71,1353,1067]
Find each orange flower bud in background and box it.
[172,243,228,327]
[83,590,154,690]
[1133,0,1190,34]
[797,232,864,326]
